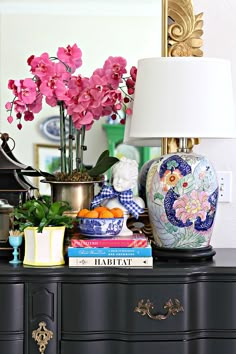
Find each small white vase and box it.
[23,226,65,266]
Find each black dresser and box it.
[1,248,236,354]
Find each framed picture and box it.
[34,144,88,196]
[39,116,70,142]
[34,144,62,195]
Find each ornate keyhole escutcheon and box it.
[32,321,53,354]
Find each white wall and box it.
[192,0,236,247]
[0,0,162,166]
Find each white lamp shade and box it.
[123,112,162,146]
[129,57,236,140]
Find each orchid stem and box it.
[68,115,74,175]
[75,129,81,172]
[59,101,67,173]
[80,126,86,172]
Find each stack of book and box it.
[68,234,153,268]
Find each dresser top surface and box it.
[0,248,236,283]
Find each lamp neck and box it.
[177,138,190,153]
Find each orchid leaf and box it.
[95,150,109,165]
[88,156,119,177]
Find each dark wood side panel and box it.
[0,340,23,354]
[26,283,58,354]
[0,284,24,332]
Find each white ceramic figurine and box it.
[91,157,145,236]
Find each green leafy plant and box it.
[13,196,74,233]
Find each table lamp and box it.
[127,57,236,260]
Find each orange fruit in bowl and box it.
[84,210,99,218]
[94,206,108,213]
[77,208,89,217]
[99,210,114,218]
[110,207,124,218]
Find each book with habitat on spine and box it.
[70,234,148,248]
[69,256,153,268]
[68,244,152,258]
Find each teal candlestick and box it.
[9,235,23,264]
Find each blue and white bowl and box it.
[76,217,124,237]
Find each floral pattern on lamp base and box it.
[146,153,219,249]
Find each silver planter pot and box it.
[47,181,98,212]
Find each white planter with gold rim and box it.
[23,226,65,266]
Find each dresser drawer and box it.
[61,339,236,354]
[62,280,236,335]
[61,339,185,354]
[0,284,24,332]
[61,338,236,354]
[61,282,186,334]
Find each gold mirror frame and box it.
[162,0,204,154]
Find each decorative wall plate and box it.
[40,116,69,142]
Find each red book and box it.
[71,235,148,248]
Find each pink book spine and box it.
[71,238,148,248]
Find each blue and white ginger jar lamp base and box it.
[146,152,218,251]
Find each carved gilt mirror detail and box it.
[168,0,204,57]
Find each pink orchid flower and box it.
[72,111,94,130]
[67,75,85,96]
[130,66,137,81]
[57,44,82,73]
[13,99,26,113]
[29,53,55,79]
[102,89,122,106]
[28,94,43,113]
[17,79,37,104]
[102,56,127,89]
[6,43,134,136]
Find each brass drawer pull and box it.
[32,321,53,354]
[134,298,184,320]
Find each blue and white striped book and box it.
[68,244,152,258]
